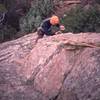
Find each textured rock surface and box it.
[54,0,81,16]
[0,33,100,100]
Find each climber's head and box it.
[50,15,60,25]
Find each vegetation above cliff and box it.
[0,0,100,43]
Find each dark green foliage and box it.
[0,3,17,43]
[0,26,17,43]
[0,4,7,12]
[20,0,54,33]
[0,2,29,43]
[61,6,100,33]
[0,0,54,43]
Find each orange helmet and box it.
[50,15,60,25]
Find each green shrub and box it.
[61,6,100,33]
[0,4,7,12]
[20,0,54,33]
[0,26,17,43]
[0,0,54,42]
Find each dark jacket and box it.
[40,18,60,35]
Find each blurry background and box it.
[0,0,100,43]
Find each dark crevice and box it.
[25,44,66,100]
[51,49,82,100]
[0,53,12,62]
[25,44,63,86]
[51,66,75,100]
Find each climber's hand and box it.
[55,31,62,35]
[60,25,65,31]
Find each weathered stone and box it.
[0,33,100,100]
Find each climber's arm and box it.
[56,24,65,31]
[55,24,65,35]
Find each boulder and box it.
[0,33,100,100]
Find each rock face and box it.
[54,0,81,16]
[0,33,100,100]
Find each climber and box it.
[35,15,65,43]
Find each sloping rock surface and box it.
[0,33,100,100]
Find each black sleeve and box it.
[40,18,50,27]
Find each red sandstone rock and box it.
[0,33,100,100]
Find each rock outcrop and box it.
[54,0,81,16]
[0,33,100,100]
